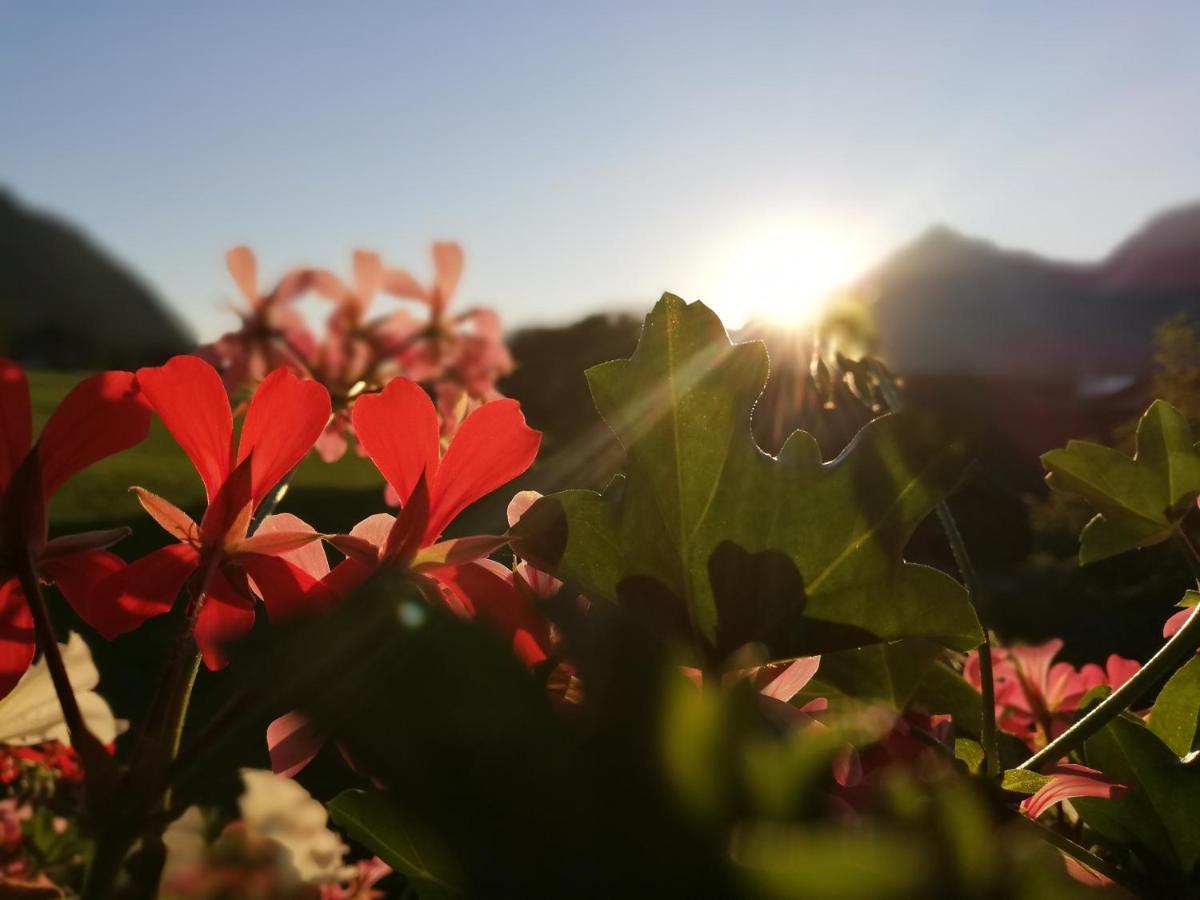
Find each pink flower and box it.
[197,246,318,392]
[965,639,1139,750]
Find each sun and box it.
[704,222,870,331]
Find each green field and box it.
[34,371,383,529]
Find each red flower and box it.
[197,246,318,391]
[93,357,332,669]
[0,360,151,698]
[323,375,540,599]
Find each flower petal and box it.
[237,368,331,508]
[431,560,549,666]
[38,371,152,498]
[241,553,338,622]
[137,357,233,503]
[227,246,259,304]
[380,268,429,302]
[427,399,540,541]
[432,241,464,305]
[506,490,543,529]
[196,568,256,670]
[351,377,440,507]
[408,534,507,573]
[267,712,325,778]
[760,656,822,703]
[39,527,132,563]
[0,358,32,493]
[1020,764,1124,819]
[0,578,34,700]
[85,544,198,640]
[130,487,200,545]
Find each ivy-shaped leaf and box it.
[1042,400,1200,564]
[513,294,981,663]
[1076,713,1200,877]
[808,640,944,712]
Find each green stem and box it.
[1019,529,1200,771]
[868,360,1000,777]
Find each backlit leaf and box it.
[512,294,981,663]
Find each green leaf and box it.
[329,789,460,898]
[1042,400,1200,564]
[808,639,944,711]
[1078,713,1200,875]
[513,294,981,662]
[954,738,985,775]
[1000,769,1051,795]
[1149,653,1200,757]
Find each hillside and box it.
[0,191,192,368]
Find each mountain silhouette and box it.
[0,191,192,369]
[862,205,1199,382]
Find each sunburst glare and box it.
[704,221,873,332]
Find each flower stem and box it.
[14,554,115,792]
[15,557,90,746]
[1018,528,1200,771]
[868,360,1000,777]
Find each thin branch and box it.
[868,360,1000,777]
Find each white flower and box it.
[0,632,125,746]
[237,768,353,884]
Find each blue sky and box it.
[3,2,1199,338]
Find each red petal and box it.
[237,368,331,508]
[0,359,32,493]
[432,560,549,666]
[83,544,198,640]
[241,553,337,622]
[42,549,122,635]
[37,371,152,498]
[427,399,540,541]
[227,246,258,304]
[267,712,325,778]
[0,578,34,700]
[137,357,233,503]
[195,568,256,670]
[351,378,440,507]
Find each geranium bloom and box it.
[0,359,150,698]
[380,242,513,402]
[197,246,318,392]
[94,357,332,669]
[964,639,1139,750]
[322,375,540,594]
